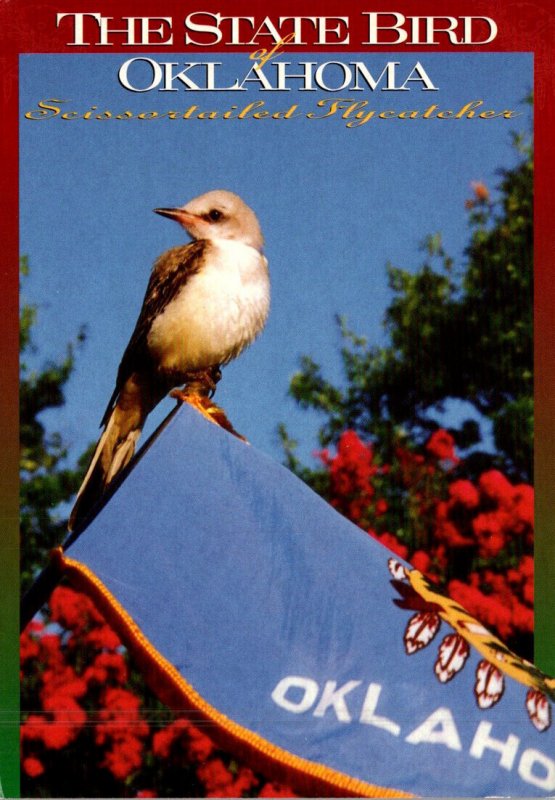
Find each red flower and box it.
[519,555,535,605]
[152,724,178,759]
[478,470,513,505]
[40,720,78,750]
[369,530,408,560]
[41,693,87,749]
[95,687,148,746]
[323,430,379,524]
[510,484,534,531]
[436,518,470,548]
[89,688,149,781]
[519,554,534,580]
[186,724,216,763]
[23,703,86,751]
[27,619,45,635]
[196,758,235,796]
[84,652,128,686]
[42,689,87,715]
[50,585,103,633]
[233,766,258,795]
[410,550,431,573]
[472,512,507,558]
[101,685,140,709]
[20,629,40,663]
[510,601,534,634]
[136,791,157,798]
[102,734,144,781]
[41,665,87,703]
[38,633,64,669]
[337,429,372,461]
[448,580,514,640]
[21,715,48,742]
[448,479,479,508]
[523,581,534,605]
[81,624,122,651]
[21,676,88,751]
[258,782,297,797]
[152,717,216,767]
[426,429,459,463]
[23,756,44,778]
[375,498,388,516]
[506,560,534,607]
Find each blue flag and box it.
[57,404,555,797]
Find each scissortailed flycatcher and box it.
[69,189,269,530]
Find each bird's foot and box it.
[170,388,247,443]
[179,367,222,398]
[207,366,222,397]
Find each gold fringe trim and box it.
[52,547,413,798]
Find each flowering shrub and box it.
[21,585,296,797]
[319,428,533,658]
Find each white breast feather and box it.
[146,239,270,372]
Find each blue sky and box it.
[19,52,532,468]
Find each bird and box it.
[68,189,269,531]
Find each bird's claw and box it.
[170,388,247,443]
[177,367,222,398]
[208,367,222,398]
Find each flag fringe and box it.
[51,547,412,799]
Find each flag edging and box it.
[52,547,413,799]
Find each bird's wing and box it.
[100,240,207,426]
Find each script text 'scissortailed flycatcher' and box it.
[69,190,269,530]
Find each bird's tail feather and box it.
[68,403,145,531]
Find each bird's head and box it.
[154,190,264,252]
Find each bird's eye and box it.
[207,209,222,222]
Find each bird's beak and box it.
[154,207,199,226]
